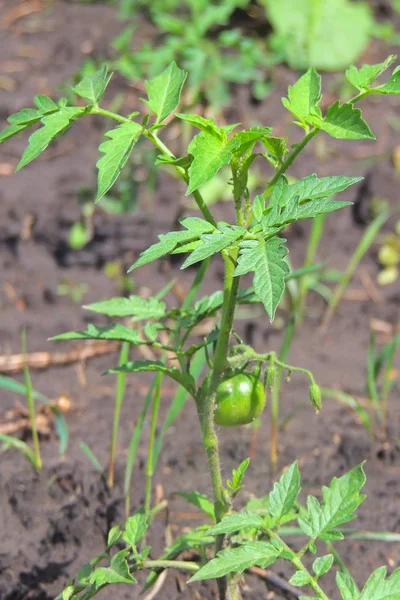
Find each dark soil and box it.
[0,2,400,599]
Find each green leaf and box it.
[181,225,246,269]
[262,136,288,162]
[317,102,375,140]
[346,55,397,91]
[0,97,59,144]
[107,525,122,547]
[374,65,400,95]
[234,237,290,321]
[129,217,215,271]
[313,554,334,578]
[263,0,372,71]
[72,65,112,103]
[188,542,278,582]
[144,62,187,123]
[299,464,366,540]
[84,295,166,321]
[186,131,233,195]
[175,113,224,138]
[359,566,400,600]
[269,461,300,524]
[276,174,362,208]
[90,550,136,585]
[282,68,322,121]
[278,196,351,225]
[226,458,250,494]
[207,511,264,536]
[289,571,312,587]
[336,572,359,600]
[51,323,143,345]
[106,360,195,394]
[34,95,58,113]
[96,121,142,202]
[176,491,215,522]
[0,434,38,468]
[123,510,148,547]
[228,126,272,156]
[16,107,84,170]
[253,195,265,222]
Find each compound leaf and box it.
[277,174,362,208]
[72,65,112,103]
[107,360,195,394]
[234,237,290,321]
[17,107,84,170]
[298,464,366,540]
[96,121,142,202]
[90,550,136,586]
[346,55,396,91]
[181,225,246,268]
[129,217,215,270]
[144,62,187,123]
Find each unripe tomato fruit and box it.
[214,373,266,427]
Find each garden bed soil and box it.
[0,2,400,599]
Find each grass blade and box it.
[80,441,105,476]
[21,331,41,471]
[321,387,372,433]
[108,341,130,488]
[321,211,390,331]
[0,434,38,467]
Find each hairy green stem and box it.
[143,559,199,573]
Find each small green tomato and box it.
[214,372,266,427]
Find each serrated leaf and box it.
[90,550,136,585]
[34,95,58,113]
[226,458,250,493]
[346,56,397,91]
[188,542,278,582]
[106,360,195,394]
[129,217,215,271]
[263,136,288,162]
[374,65,400,95]
[269,461,300,524]
[84,295,166,321]
[181,225,245,268]
[72,65,112,103]
[228,126,272,156]
[282,67,322,122]
[17,107,84,170]
[299,464,366,541]
[144,62,187,123]
[317,101,375,140]
[336,572,359,600]
[186,131,233,195]
[289,571,312,587]
[207,511,263,536]
[234,237,290,321]
[176,491,215,522]
[123,510,148,547]
[253,195,265,222]
[278,196,351,224]
[96,121,142,202]
[278,174,362,208]
[359,566,400,600]
[175,113,224,138]
[107,525,122,547]
[51,323,143,345]
[313,554,334,578]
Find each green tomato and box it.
[214,373,266,427]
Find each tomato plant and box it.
[1,55,400,600]
[214,372,266,426]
